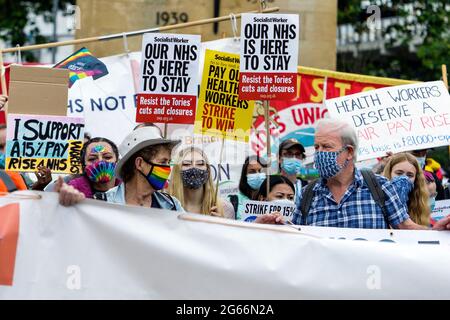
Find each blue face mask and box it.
[0,152,5,169]
[281,157,302,175]
[247,173,266,190]
[314,147,349,179]
[391,175,414,204]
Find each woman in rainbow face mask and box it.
[56,127,184,211]
[67,137,121,199]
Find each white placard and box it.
[239,13,299,100]
[326,81,450,161]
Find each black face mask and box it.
[181,168,209,189]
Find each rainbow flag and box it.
[149,165,171,190]
[54,47,109,88]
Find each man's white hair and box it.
[315,118,359,162]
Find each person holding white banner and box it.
[278,138,307,203]
[383,152,430,227]
[168,147,234,219]
[256,175,295,203]
[228,156,268,219]
[256,118,450,231]
[56,126,184,211]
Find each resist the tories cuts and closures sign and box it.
[239,13,299,101]
[136,33,200,124]
[326,81,450,161]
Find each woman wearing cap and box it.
[168,146,234,218]
[56,126,184,211]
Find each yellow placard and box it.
[194,50,255,142]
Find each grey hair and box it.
[315,118,359,162]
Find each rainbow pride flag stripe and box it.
[149,165,171,190]
[54,47,109,88]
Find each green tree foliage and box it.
[338,0,449,81]
[0,0,75,61]
[338,0,449,171]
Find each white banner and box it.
[1,192,450,299]
[326,81,450,161]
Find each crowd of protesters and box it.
[1,93,450,231]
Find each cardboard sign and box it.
[5,113,84,174]
[240,200,296,222]
[136,33,201,124]
[8,65,69,116]
[326,81,450,161]
[194,50,255,142]
[431,200,450,226]
[239,13,299,100]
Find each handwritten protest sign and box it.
[240,200,296,222]
[431,200,450,226]
[326,81,450,161]
[5,114,84,174]
[239,13,299,100]
[136,33,200,124]
[194,50,255,142]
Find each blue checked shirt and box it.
[292,169,409,229]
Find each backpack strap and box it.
[300,180,318,219]
[0,170,18,192]
[360,169,390,227]
[228,194,239,219]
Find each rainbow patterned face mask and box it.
[141,160,171,191]
[85,161,116,184]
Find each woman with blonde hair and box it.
[383,152,430,226]
[168,146,234,219]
